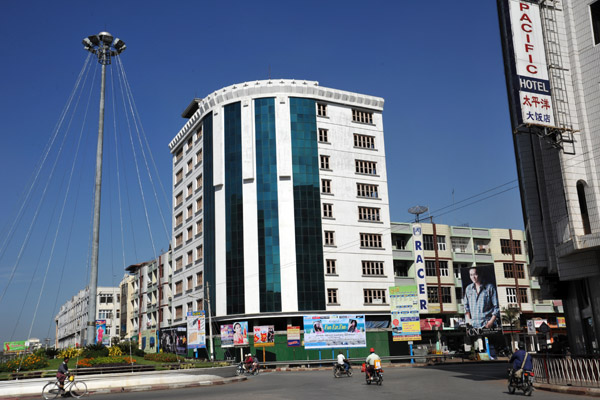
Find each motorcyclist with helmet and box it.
[365,347,380,381]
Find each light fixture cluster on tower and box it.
[82,32,126,65]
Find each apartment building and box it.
[168,79,394,329]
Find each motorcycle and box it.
[333,363,353,377]
[366,368,383,385]
[508,368,534,396]
[236,361,260,376]
[498,347,513,358]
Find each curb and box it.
[535,383,600,397]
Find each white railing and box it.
[533,354,600,387]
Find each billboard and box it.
[140,329,158,353]
[412,224,428,313]
[287,326,301,347]
[461,264,502,336]
[3,341,27,353]
[504,0,555,128]
[95,320,107,345]
[390,285,421,341]
[159,326,187,355]
[303,315,366,349]
[253,325,275,347]
[220,321,248,348]
[187,311,206,349]
[220,324,234,348]
[420,318,443,331]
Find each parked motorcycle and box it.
[236,361,260,376]
[508,368,534,396]
[498,347,513,358]
[366,368,383,385]
[333,363,353,377]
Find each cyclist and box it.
[56,357,69,393]
[365,348,380,381]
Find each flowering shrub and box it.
[143,353,183,363]
[108,346,123,356]
[58,347,82,359]
[76,358,93,367]
[84,356,136,366]
[0,353,49,372]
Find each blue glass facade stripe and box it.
[289,97,325,311]
[224,102,245,315]
[203,114,216,313]
[254,98,282,313]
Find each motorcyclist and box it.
[509,344,533,382]
[365,348,380,380]
[244,353,254,372]
[337,351,350,373]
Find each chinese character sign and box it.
[390,285,421,341]
[508,0,555,127]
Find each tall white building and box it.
[168,79,394,328]
[498,0,600,353]
[55,286,120,348]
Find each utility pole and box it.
[82,32,126,346]
[206,282,214,361]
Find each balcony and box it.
[474,253,493,263]
[534,302,556,313]
[393,249,413,260]
[453,253,474,263]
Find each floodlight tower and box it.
[82,32,126,346]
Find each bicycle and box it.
[42,373,88,399]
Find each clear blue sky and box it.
[0,0,522,344]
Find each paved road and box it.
[86,363,583,400]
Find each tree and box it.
[502,306,521,352]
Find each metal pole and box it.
[86,59,107,346]
[207,282,214,361]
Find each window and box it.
[175,169,183,185]
[196,149,203,165]
[363,289,386,304]
[354,133,375,149]
[320,155,330,169]
[592,1,600,45]
[175,212,183,227]
[362,261,384,276]
[394,260,409,277]
[99,294,113,303]
[437,236,446,251]
[187,159,193,173]
[196,125,203,142]
[425,260,437,276]
[360,233,382,248]
[175,192,183,207]
[439,261,449,277]
[187,183,193,198]
[506,288,517,304]
[393,236,407,250]
[327,288,338,304]
[451,237,470,253]
[187,276,193,290]
[175,281,183,295]
[187,136,193,150]
[324,230,335,246]
[513,240,522,254]
[441,287,452,303]
[358,206,380,222]
[196,174,203,190]
[175,306,183,320]
[317,103,327,117]
[355,160,377,175]
[187,302,193,313]
[196,271,203,287]
[187,205,193,219]
[500,239,522,255]
[187,226,193,241]
[515,263,525,279]
[455,287,463,301]
[423,235,435,251]
[196,299,203,311]
[326,259,337,274]
[357,183,379,198]
[175,233,183,247]
[321,179,332,194]
[187,251,193,265]
[196,220,203,236]
[196,196,203,213]
[427,287,439,303]
[503,263,514,279]
[175,148,183,163]
[323,203,333,218]
[175,257,183,271]
[518,288,528,303]
[318,128,329,143]
[352,109,373,124]
[196,245,203,260]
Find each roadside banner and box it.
[233,321,248,346]
[141,329,158,353]
[95,320,106,345]
[461,264,502,337]
[527,320,536,335]
[159,326,187,355]
[220,324,234,348]
[287,326,301,347]
[303,315,366,349]
[390,285,421,341]
[187,311,206,349]
[253,325,275,347]
[3,341,27,353]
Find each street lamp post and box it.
[82,32,126,346]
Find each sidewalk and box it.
[535,383,600,397]
[0,367,245,400]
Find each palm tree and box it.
[502,306,521,352]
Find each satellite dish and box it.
[408,205,429,222]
